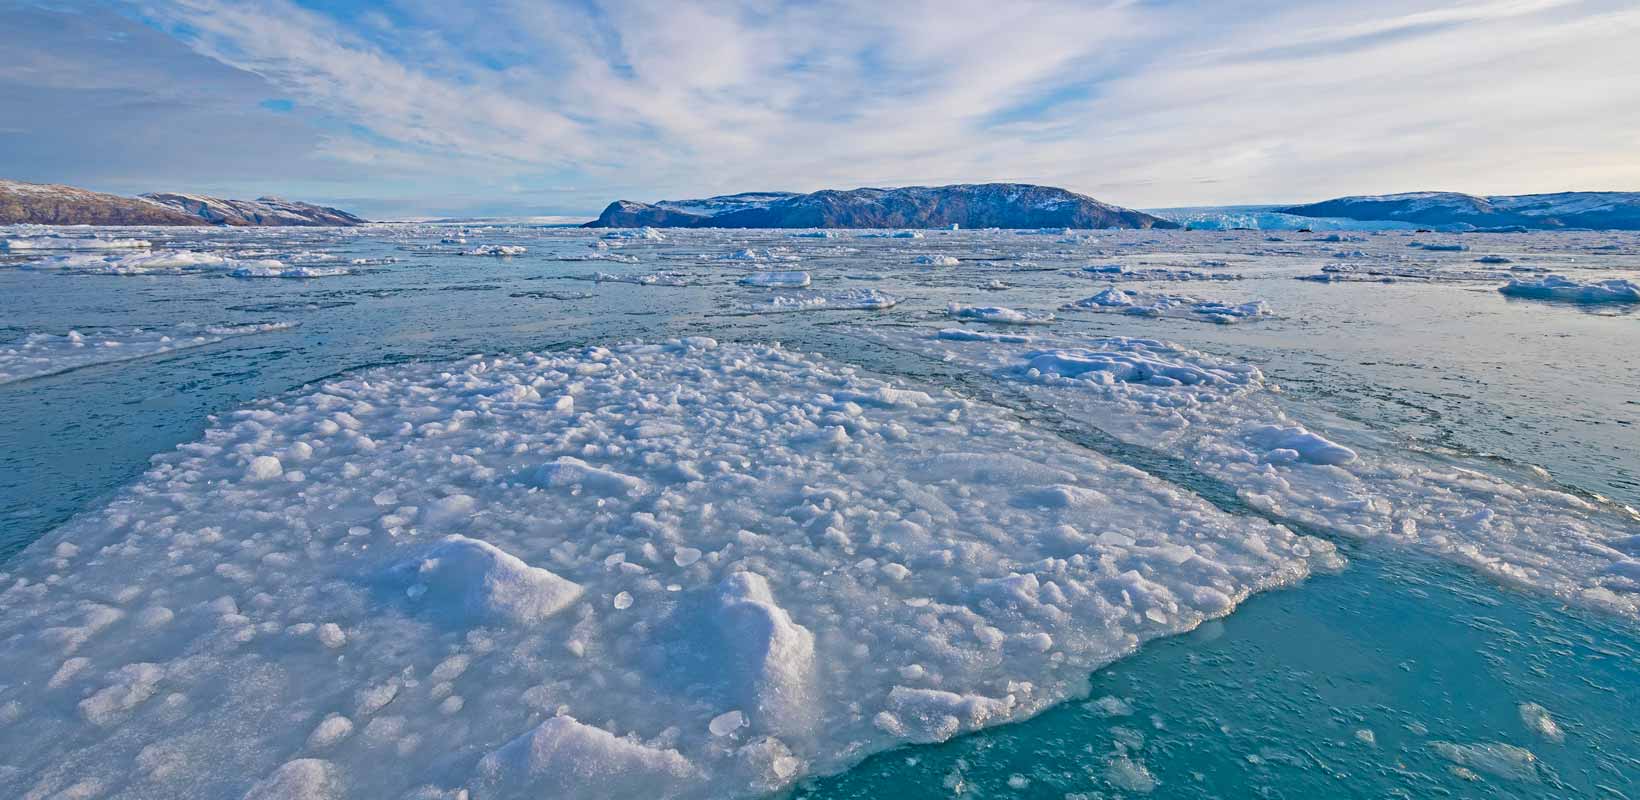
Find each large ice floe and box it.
[875,329,1640,619]
[0,323,297,385]
[1498,275,1640,304]
[0,339,1340,799]
[1065,288,1273,324]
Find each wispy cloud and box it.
[6,0,1637,215]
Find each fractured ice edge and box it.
[0,323,299,386]
[0,339,1340,799]
[872,328,1640,617]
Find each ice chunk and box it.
[1499,275,1640,304]
[462,245,527,256]
[947,303,1054,326]
[738,271,811,288]
[474,715,697,798]
[229,263,348,279]
[912,255,959,266]
[741,288,900,313]
[529,456,647,496]
[716,572,816,737]
[382,535,584,625]
[1067,288,1272,324]
[1246,425,1357,466]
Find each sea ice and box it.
[229,264,349,279]
[0,339,1336,799]
[0,323,297,385]
[1065,288,1272,324]
[462,245,527,256]
[946,304,1054,326]
[877,329,1640,619]
[2,237,151,251]
[1498,275,1640,304]
[740,288,901,313]
[738,271,812,289]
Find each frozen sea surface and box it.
[0,223,1636,799]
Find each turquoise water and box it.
[1,224,1636,796]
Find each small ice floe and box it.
[946,303,1054,326]
[1082,265,1241,282]
[981,279,1009,291]
[738,271,811,289]
[589,272,689,286]
[858,230,923,239]
[1476,255,1514,264]
[1066,287,1271,324]
[2,237,151,251]
[1518,702,1565,743]
[602,226,666,240]
[912,255,959,266]
[229,263,349,278]
[705,248,799,263]
[934,328,1034,344]
[1498,275,1640,304]
[1412,241,1470,252]
[742,288,901,313]
[1430,741,1540,782]
[462,245,527,256]
[788,230,837,238]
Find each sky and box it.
[2,0,1638,219]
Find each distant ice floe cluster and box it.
[0,323,297,385]
[0,339,1339,799]
[884,329,1640,619]
[18,248,352,278]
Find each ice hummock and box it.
[0,339,1337,799]
[738,271,812,288]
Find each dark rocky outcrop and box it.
[0,180,203,226]
[0,179,367,226]
[1280,192,1640,230]
[586,183,1175,230]
[140,193,367,227]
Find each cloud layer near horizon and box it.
[4,0,1638,217]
